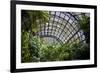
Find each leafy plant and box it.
[22,10,49,33]
[78,14,90,32]
[21,10,49,62]
[78,14,90,43]
[68,43,90,60]
[21,31,31,62]
[22,35,90,63]
[21,11,90,63]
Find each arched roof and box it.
[37,11,89,44]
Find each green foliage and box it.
[21,11,90,63]
[78,14,90,43]
[40,43,71,61]
[21,10,50,62]
[78,15,90,32]
[21,31,31,62]
[68,43,90,60]
[22,10,49,32]
[22,36,90,63]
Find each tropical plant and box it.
[68,43,90,60]
[22,35,90,63]
[21,11,90,63]
[21,31,31,62]
[21,10,49,62]
[78,14,90,32]
[78,14,90,43]
[22,10,49,33]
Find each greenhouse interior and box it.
[21,10,90,63]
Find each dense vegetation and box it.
[22,35,90,63]
[21,11,90,63]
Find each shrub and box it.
[22,36,90,63]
